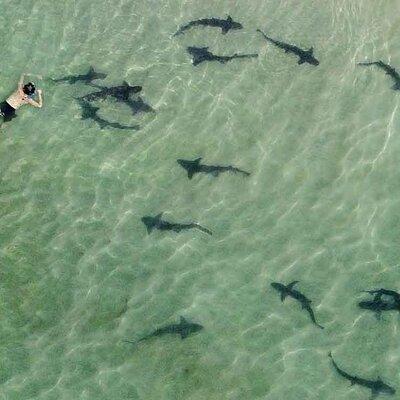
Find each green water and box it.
[1,0,400,399]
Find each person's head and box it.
[23,82,36,96]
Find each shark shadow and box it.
[77,100,140,130]
[52,66,107,85]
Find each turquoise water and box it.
[2,0,400,399]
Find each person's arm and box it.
[27,90,43,108]
[18,73,25,91]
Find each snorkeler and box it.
[0,73,43,126]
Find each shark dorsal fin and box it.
[308,47,314,54]
[123,80,130,87]
[227,15,232,22]
[392,83,400,90]
[194,157,202,164]
[88,66,95,73]
[155,212,163,221]
[180,316,188,324]
[287,281,299,290]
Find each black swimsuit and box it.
[0,101,16,122]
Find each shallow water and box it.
[1,0,400,399]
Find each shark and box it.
[358,60,400,90]
[256,29,319,66]
[77,100,140,130]
[174,15,242,36]
[78,82,154,115]
[271,281,324,329]
[187,46,258,66]
[363,288,400,301]
[177,158,250,179]
[329,352,395,399]
[141,213,212,235]
[358,288,400,319]
[124,316,204,343]
[79,81,143,102]
[52,66,107,84]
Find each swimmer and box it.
[0,73,43,127]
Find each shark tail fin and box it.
[256,29,269,42]
[155,212,163,221]
[358,61,375,67]
[123,339,139,345]
[173,22,194,37]
[235,53,258,59]
[194,224,212,235]
[230,167,250,176]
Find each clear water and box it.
[1,0,400,399]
